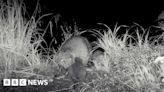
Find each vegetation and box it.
[0,0,164,92]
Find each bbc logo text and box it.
[3,79,49,86]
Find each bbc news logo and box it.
[3,79,49,86]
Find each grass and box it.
[89,23,164,91]
[0,0,52,81]
[1,0,164,92]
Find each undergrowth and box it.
[0,0,164,92]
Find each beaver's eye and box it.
[87,61,95,67]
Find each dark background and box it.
[42,1,163,27]
[24,0,164,49]
[25,1,164,28]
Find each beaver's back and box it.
[59,36,91,65]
